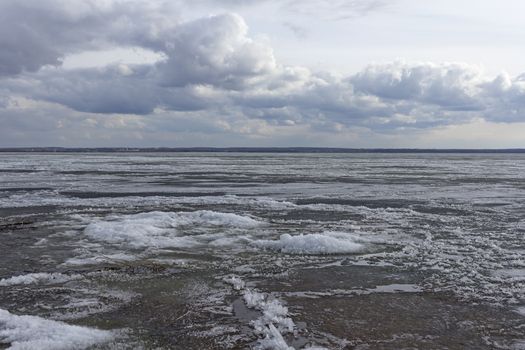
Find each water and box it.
[0,152,524,349]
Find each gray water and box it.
[0,153,524,349]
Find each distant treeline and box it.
[1,147,524,153]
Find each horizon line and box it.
[1,147,524,154]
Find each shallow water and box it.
[0,152,524,349]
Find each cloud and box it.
[0,0,179,76]
[349,61,525,124]
[350,62,485,111]
[0,2,524,147]
[284,0,391,20]
[156,13,277,89]
[282,22,309,39]
[183,0,392,20]
[32,65,160,114]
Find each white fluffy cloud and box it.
[157,13,277,89]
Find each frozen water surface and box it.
[0,152,525,349]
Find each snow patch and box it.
[0,309,113,350]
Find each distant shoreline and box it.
[1,147,524,154]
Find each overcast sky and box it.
[1,0,525,148]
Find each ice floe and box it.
[63,253,137,266]
[84,210,261,249]
[253,231,365,255]
[0,273,82,286]
[0,309,113,350]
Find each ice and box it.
[243,289,295,348]
[3,153,525,347]
[84,210,260,249]
[63,253,137,266]
[225,275,326,350]
[0,273,82,286]
[254,232,365,255]
[0,190,297,211]
[0,309,113,350]
[255,324,294,350]
[223,275,246,291]
[225,275,295,348]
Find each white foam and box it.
[0,273,82,287]
[254,232,365,255]
[0,309,113,350]
[84,210,260,249]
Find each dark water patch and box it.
[333,176,443,185]
[262,176,328,184]
[232,297,260,324]
[0,169,39,173]
[296,197,423,209]
[446,177,525,186]
[0,205,59,218]
[474,202,512,208]
[0,187,54,193]
[412,205,473,216]
[60,191,227,199]
[176,173,326,185]
[261,265,424,293]
[287,292,525,349]
[152,179,261,188]
[177,171,256,176]
[56,170,176,178]
[0,218,39,231]
[272,209,365,222]
[372,171,452,177]
[368,165,442,170]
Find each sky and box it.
[1,0,525,148]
